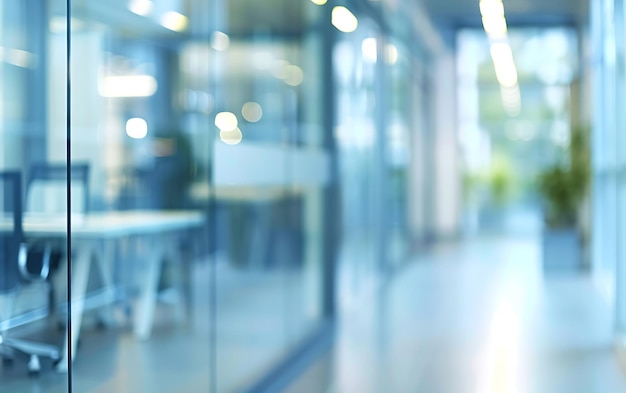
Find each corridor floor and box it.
[287,234,626,393]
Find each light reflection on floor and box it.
[287,234,626,393]
[477,300,521,393]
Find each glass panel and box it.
[0,0,70,390]
[212,1,327,391]
[614,0,626,333]
[335,17,382,304]
[67,0,212,390]
[42,0,331,391]
[591,0,619,310]
[0,0,341,391]
[385,38,412,268]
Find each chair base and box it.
[0,335,60,375]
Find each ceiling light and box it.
[482,16,507,36]
[128,0,153,16]
[493,64,518,87]
[99,75,158,97]
[211,31,230,51]
[332,6,358,33]
[161,11,188,32]
[490,43,518,87]
[479,0,504,18]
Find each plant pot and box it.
[541,226,583,270]
[478,205,507,231]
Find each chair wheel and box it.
[2,356,14,367]
[28,369,40,378]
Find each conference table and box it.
[18,210,205,372]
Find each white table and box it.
[16,210,204,372]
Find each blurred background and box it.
[0,0,624,392]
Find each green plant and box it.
[462,171,481,203]
[537,126,590,228]
[488,153,514,206]
[462,154,515,207]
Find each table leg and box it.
[133,235,164,341]
[165,235,187,324]
[95,239,117,327]
[56,241,93,373]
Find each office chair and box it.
[0,171,61,376]
[25,163,90,317]
[26,162,90,215]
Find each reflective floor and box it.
[3,234,626,392]
[0,256,317,393]
[287,234,626,393]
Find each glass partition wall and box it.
[334,16,383,306]
[0,0,330,391]
[66,1,214,391]
[333,2,429,304]
[593,0,626,342]
[0,0,431,391]
[0,0,70,391]
[385,38,419,268]
[208,2,328,391]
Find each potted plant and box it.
[488,154,514,208]
[537,125,590,269]
[476,153,515,230]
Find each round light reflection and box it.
[215,112,238,131]
[285,65,304,86]
[126,117,148,139]
[242,102,263,122]
[220,127,243,145]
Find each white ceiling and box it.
[58,0,589,41]
[421,0,589,27]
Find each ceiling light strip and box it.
[479,0,521,116]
